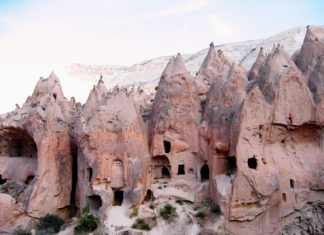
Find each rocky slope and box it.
[0,26,323,235]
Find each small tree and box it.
[75,205,99,234]
[159,204,177,222]
[37,214,64,233]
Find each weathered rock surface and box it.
[295,26,324,79]
[195,43,232,96]
[0,73,77,229]
[149,53,201,183]
[217,27,324,235]
[248,47,265,81]
[0,26,323,235]
[74,80,151,220]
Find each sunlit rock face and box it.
[219,27,324,235]
[0,26,323,235]
[74,80,151,220]
[0,73,77,228]
[149,53,201,182]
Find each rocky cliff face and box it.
[0,26,323,235]
[149,54,201,182]
[74,79,151,220]
[0,73,77,228]
[223,38,324,234]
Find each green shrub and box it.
[159,203,177,222]
[14,228,31,235]
[175,199,184,205]
[201,197,214,207]
[75,205,99,234]
[195,211,206,220]
[210,204,221,214]
[131,218,151,231]
[149,203,155,210]
[37,214,64,233]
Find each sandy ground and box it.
[102,178,225,234]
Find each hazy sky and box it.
[0,0,323,65]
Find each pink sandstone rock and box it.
[74,79,151,220]
[248,47,265,81]
[149,53,201,182]
[0,72,76,229]
[0,26,323,235]
[295,26,324,79]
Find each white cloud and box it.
[208,13,239,37]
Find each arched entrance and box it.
[0,127,37,158]
[162,166,170,178]
[113,190,124,206]
[144,189,153,202]
[152,155,171,179]
[0,127,37,185]
[177,160,185,175]
[87,195,102,214]
[200,164,209,182]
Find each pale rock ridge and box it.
[81,78,108,122]
[256,44,302,103]
[308,56,324,125]
[248,47,265,81]
[295,26,324,77]
[195,42,222,95]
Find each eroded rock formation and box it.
[0,26,323,234]
[0,73,77,228]
[150,54,201,181]
[74,80,151,220]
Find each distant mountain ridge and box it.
[0,26,321,114]
[68,26,312,90]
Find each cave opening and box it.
[152,155,171,179]
[163,140,171,154]
[248,156,257,169]
[162,167,170,178]
[290,179,295,189]
[144,189,153,202]
[87,195,102,214]
[177,161,185,175]
[282,193,287,202]
[24,175,35,185]
[0,127,37,158]
[227,156,237,170]
[87,167,93,182]
[200,164,210,182]
[0,175,6,185]
[113,190,124,206]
